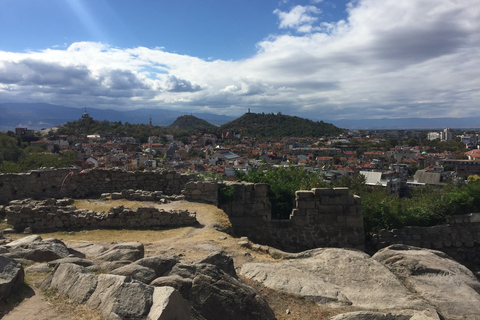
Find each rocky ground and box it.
[1,199,480,320]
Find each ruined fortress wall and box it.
[233,187,364,252]
[5,198,197,232]
[0,169,197,204]
[370,213,480,271]
[201,182,364,252]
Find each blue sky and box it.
[0,0,478,121]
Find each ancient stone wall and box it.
[369,213,480,271]
[182,180,219,205]
[258,188,363,252]
[0,168,197,204]
[215,183,364,252]
[5,198,197,232]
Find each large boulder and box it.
[157,252,275,320]
[50,263,98,304]
[132,255,179,278]
[147,286,190,320]
[4,234,42,248]
[190,263,275,320]
[373,245,480,320]
[240,248,437,317]
[67,242,106,257]
[111,264,157,284]
[94,242,144,262]
[86,273,154,320]
[4,237,71,262]
[0,256,24,300]
[196,251,237,278]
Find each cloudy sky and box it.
[0,0,478,121]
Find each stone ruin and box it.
[1,168,479,269]
[4,198,197,233]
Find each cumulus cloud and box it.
[0,0,479,120]
[162,75,202,92]
[274,5,321,33]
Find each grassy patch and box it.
[40,227,195,243]
[73,199,154,212]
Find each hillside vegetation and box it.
[219,112,342,138]
[168,115,216,130]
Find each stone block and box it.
[317,205,343,214]
[295,190,314,199]
[334,187,349,195]
[312,188,335,196]
[346,216,364,228]
[297,200,315,209]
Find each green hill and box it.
[169,115,216,130]
[219,112,343,138]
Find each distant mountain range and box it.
[0,103,235,131]
[1,102,479,131]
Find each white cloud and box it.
[0,0,479,120]
[274,5,321,33]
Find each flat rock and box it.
[240,248,436,314]
[5,239,71,262]
[0,256,24,300]
[147,286,190,320]
[373,245,480,320]
[94,242,144,262]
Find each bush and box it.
[235,165,326,219]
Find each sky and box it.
[0,0,479,121]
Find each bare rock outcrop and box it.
[240,247,440,318]
[373,244,480,320]
[94,242,144,262]
[30,242,274,320]
[0,256,24,300]
[3,236,71,262]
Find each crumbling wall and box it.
[0,168,197,204]
[182,180,219,205]
[187,180,364,252]
[5,198,197,232]
[369,213,480,272]
[227,187,364,252]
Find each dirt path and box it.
[2,286,66,320]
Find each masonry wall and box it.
[369,213,480,272]
[244,188,363,252]
[0,168,197,204]
[210,182,364,252]
[5,198,197,232]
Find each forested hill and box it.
[168,115,216,130]
[219,112,343,138]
